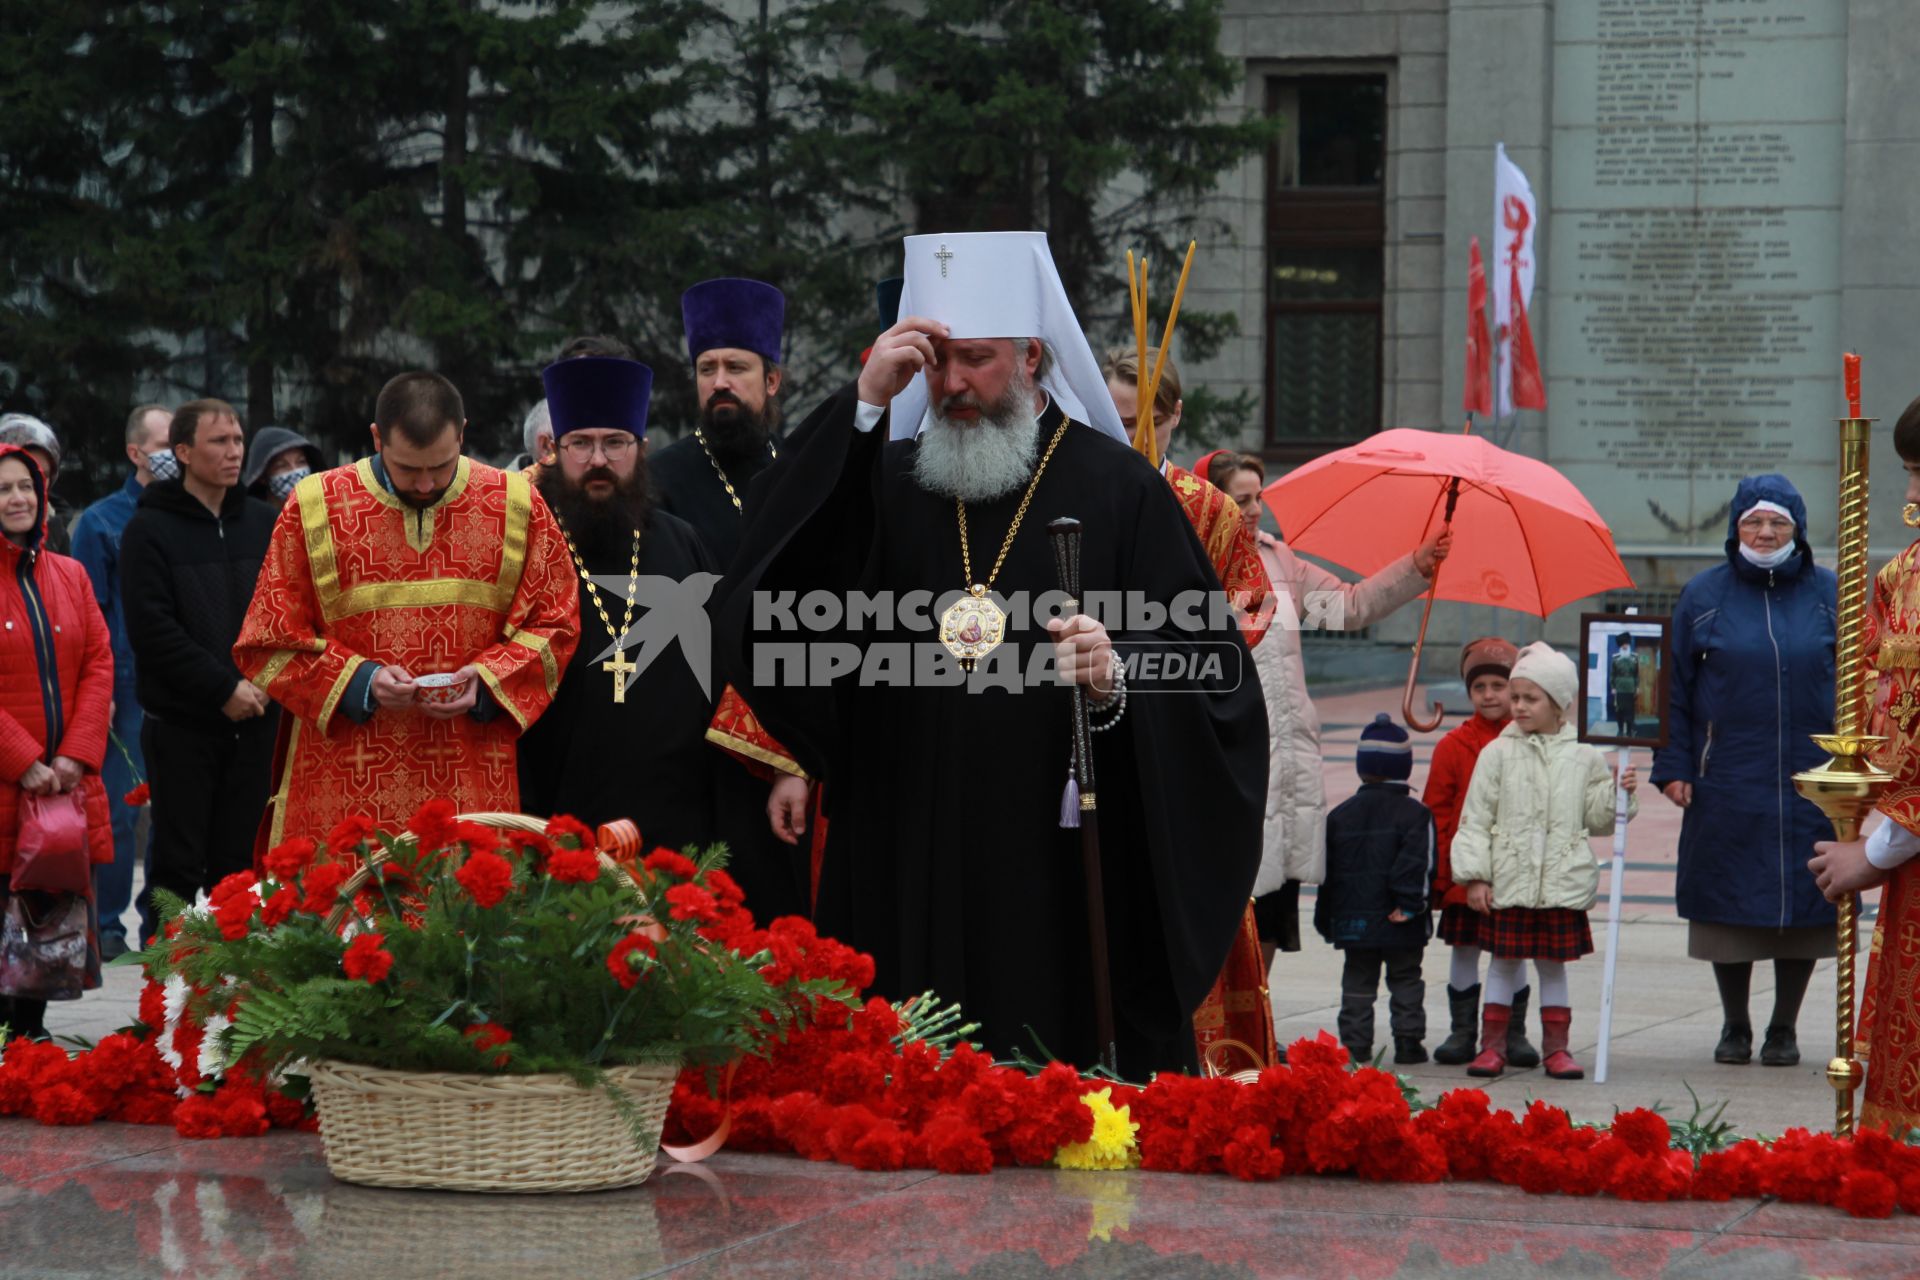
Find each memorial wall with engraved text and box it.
[1546,0,1845,544]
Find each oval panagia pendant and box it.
[938,585,1007,668]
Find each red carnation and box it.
[259,885,299,930]
[1222,1125,1287,1181]
[642,848,699,881]
[263,837,317,884]
[407,798,459,852]
[326,814,377,854]
[1839,1168,1899,1218]
[122,782,150,807]
[464,1022,514,1068]
[265,1090,309,1130]
[1609,1107,1672,1158]
[451,821,501,858]
[208,871,256,906]
[455,849,514,907]
[137,979,166,1031]
[211,888,259,941]
[665,882,720,924]
[607,932,656,988]
[545,814,595,848]
[341,933,393,983]
[299,862,349,915]
[705,868,747,907]
[506,830,552,860]
[546,846,601,883]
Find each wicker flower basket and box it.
[307,1057,680,1193]
[307,810,674,1193]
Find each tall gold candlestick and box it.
[1792,412,1891,1137]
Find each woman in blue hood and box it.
[1652,474,1838,1067]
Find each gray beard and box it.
[911,381,1043,503]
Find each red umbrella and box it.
[1262,427,1633,729]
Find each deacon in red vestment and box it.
[234,372,579,849]
[1104,345,1278,1072]
[1812,394,1920,1134]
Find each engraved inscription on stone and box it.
[1547,0,1845,542]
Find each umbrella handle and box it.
[1403,569,1445,734]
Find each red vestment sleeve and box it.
[469,491,580,731]
[706,684,807,781]
[233,490,369,734]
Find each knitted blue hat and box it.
[681,277,785,365]
[541,357,653,439]
[1356,713,1412,781]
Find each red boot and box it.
[1541,1005,1584,1079]
[1465,1003,1510,1077]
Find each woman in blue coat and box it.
[1652,474,1837,1068]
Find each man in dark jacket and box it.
[121,400,280,913]
[71,403,173,954]
[1315,714,1436,1066]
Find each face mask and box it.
[268,466,311,501]
[147,450,179,483]
[1739,540,1796,570]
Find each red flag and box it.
[1464,236,1492,416]
[1507,258,1546,410]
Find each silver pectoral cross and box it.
[935,243,954,277]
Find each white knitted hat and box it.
[1509,641,1579,710]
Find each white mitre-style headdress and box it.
[887,231,1128,445]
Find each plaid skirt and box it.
[1486,907,1593,961]
[1438,903,1490,948]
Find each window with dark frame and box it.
[1264,75,1387,452]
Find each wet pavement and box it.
[0,1129,1911,1279]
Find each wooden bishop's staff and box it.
[1049,517,1117,1074]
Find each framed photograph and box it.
[1578,612,1671,749]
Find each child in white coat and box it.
[1450,642,1638,1079]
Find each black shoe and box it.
[1393,1038,1428,1065]
[1274,1044,1287,1066]
[1433,983,1481,1065]
[1714,1021,1754,1064]
[1506,986,1541,1069]
[1342,1042,1373,1066]
[99,933,130,963]
[1760,1025,1799,1067]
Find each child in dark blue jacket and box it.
[1315,714,1436,1065]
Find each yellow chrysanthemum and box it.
[1054,1087,1140,1171]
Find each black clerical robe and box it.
[714,388,1267,1076]
[516,510,720,854]
[650,432,778,571]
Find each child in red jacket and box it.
[1421,637,1539,1067]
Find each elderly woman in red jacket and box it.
[0,444,115,1042]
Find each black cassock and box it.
[648,431,812,923]
[716,388,1267,1075]
[517,505,812,924]
[516,510,720,854]
[650,432,778,571]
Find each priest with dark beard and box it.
[714,232,1267,1075]
[650,278,785,569]
[516,356,721,856]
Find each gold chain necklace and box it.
[692,426,777,515]
[938,417,1072,669]
[561,525,642,703]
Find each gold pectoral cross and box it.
[603,651,636,703]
